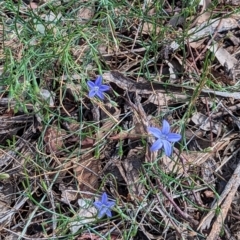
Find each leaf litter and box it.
[1,0,240,239]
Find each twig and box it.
[190,18,223,67]
[205,97,213,147]
[211,102,240,119]
[142,168,182,238]
[198,148,240,232]
[154,170,199,226]
[206,154,240,239]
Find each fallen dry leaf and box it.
[191,112,222,134]
[81,137,94,148]
[70,199,97,234]
[77,6,95,23]
[59,184,78,204]
[203,190,215,198]
[44,125,65,154]
[74,153,100,196]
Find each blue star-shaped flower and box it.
[93,192,115,218]
[87,76,110,100]
[148,120,181,156]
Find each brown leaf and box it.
[161,153,184,174]
[70,199,97,234]
[44,126,65,154]
[203,190,215,198]
[122,147,146,200]
[74,154,100,197]
[77,6,94,22]
[95,104,121,140]
[142,22,161,35]
[81,137,94,148]
[59,184,78,203]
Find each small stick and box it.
[206,159,240,239]
[143,167,199,226]
[205,97,213,147]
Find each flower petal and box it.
[95,75,102,86]
[96,91,104,99]
[99,85,110,92]
[162,140,172,156]
[93,201,102,209]
[106,201,115,209]
[101,192,108,204]
[148,127,162,138]
[87,80,95,88]
[105,209,112,217]
[150,139,163,152]
[167,133,181,142]
[98,207,107,219]
[161,120,170,135]
[88,89,96,98]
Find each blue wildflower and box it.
[93,192,115,218]
[148,120,181,156]
[87,76,110,100]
